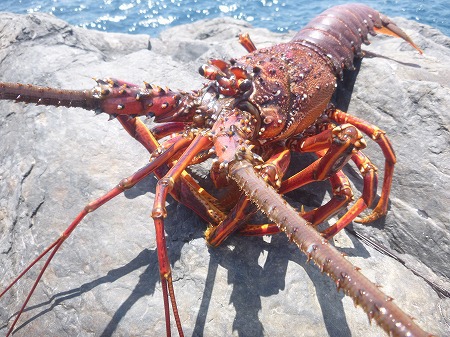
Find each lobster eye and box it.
[198,65,205,76]
[238,79,252,92]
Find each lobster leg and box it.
[322,151,378,238]
[117,116,225,225]
[329,108,396,223]
[259,145,292,188]
[231,126,362,238]
[205,193,254,246]
[302,171,354,226]
[237,166,354,237]
[228,151,431,337]
[275,124,379,237]
[280,124,366,193]
[117,116,161,154]
[205,146,291,246]
[151,133,212,337]
[233,124,378,238]
[150,122,188,140]
[238,150,379,239]
[235,222,282,237]
[1,136,193,336]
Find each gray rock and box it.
[0,11,449,337]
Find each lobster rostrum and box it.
[0,4,431,337]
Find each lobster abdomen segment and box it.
[293,3,422,76]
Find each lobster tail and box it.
[292,3,422,77]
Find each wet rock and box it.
[0,11,449,337]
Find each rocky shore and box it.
[0,11,449,336]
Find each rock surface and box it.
[0,11,449,337]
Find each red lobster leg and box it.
[205,193,254,246]
[322,151,379,238]
[259,145,292,188]
[237,165,354,237]
[281,124,366,193]
[236,223,282,237]
[0,137,192,337]
[303,171,354,226]
[117,116,224,226]
[150,122,187,140]
[239,151,378,239]
[329,108,396,223]
[277,124,376,237]
[236,126,360,237]
[117,116,226,226]
[116,116,160,154]
[151,133,212,337]
[205,146,291,246]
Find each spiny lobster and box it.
[0,3,436,337]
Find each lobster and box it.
[0,3,437,337]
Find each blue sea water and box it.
[1,0,449,37]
